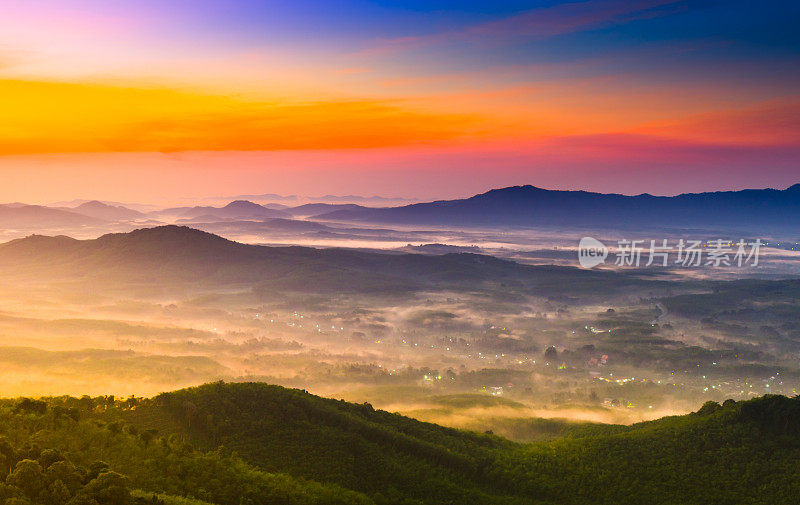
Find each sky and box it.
[0,0,798,203]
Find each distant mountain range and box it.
[151,201,368,222]
[48,199,158,212]
[9,184,800,232]
[0,199,368,230]
[69,200,146,221]
[219,193,418,205]
[157,200,291,222]
[283,203,365,217]
[0,204,104,229]
[316,184,800,230]
[308,194,420,204]
[0,200,154,229]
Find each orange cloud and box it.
[634,99,800,146]
[0,79,482,154]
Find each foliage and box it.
[1,384,800,504]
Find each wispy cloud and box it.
[634,99,800,146]
[359,0,684,56]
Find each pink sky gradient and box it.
[0,0,797,201]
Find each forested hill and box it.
[128,384,800,505]
[2,383,800,505]
[129,383,521,504]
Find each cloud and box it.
[466,0,683,39]
[360,0,683,55]
[0,79,483,154]
[633,99,800,146]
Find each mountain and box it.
[316,184,800,230]
[396,243,484,255]
[6,382,799,505]
[71,200,146,221]
[0,204,104,229]
[220,192,299,202]
[157,200,290,221]
[285,203,366,217]
[175,213,236,224]
[219,194,417,205]
[50,199,158,212]
[307,194,419,204]
[261,202,290,210]
[0,225,633,293]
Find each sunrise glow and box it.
[0,0,798,201]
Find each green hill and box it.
[1,383,799,505]
[126,383,522,504]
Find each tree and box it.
[7,460,46,501]
[14,399,47,416]
[79,472,130,505]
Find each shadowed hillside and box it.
[124,385,800,505]
[2,383,799,505]
[135,384,800,504]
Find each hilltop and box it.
[2,383,800,504]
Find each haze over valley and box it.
[3,1,799,502]
[1,185,799,441]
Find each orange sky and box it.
[0,0,798,201]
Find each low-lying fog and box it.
[1,210,799,440]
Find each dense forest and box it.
[1,382,799,505]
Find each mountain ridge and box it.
[72,200,146,221]
[0,204,105,229]
[314,184,800,229]
[151,200,290,221]
[0,225,630,294]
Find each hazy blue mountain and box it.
[396,243,484,255]
[315,184,800,230]
[285,203,366,216]
[307,194,419,204]
[220,192,299,202]
[261,202,291,210]
[49,199,158,212]
[154,200,290,221]
[0,204,105,229]
[71,200,146,221]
